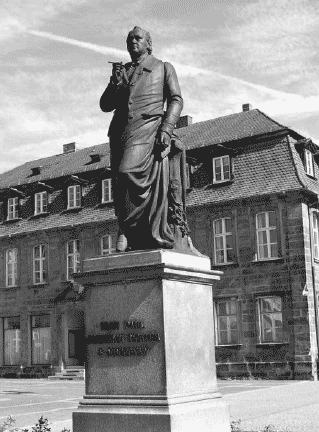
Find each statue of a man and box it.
[100,26,200,255]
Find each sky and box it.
[1,0,319,174]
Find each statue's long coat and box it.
[100,54,183,250]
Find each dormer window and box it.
[34,191,48,215]
[102,179,113,203]
[68,185,81,209]
[295,138,317,179]
[213,155,230,183]
[31,166,42,176]
[7,197,19,220]
[89,152,101,163]
[305,149,314,177]
[101,234,116,255]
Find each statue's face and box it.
[127,28,149,57]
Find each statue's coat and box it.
[100,54,184,251]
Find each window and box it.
[213,155,230,183]
[213,218,233,264]
[257,297,283,343]
[101,234,116,255]
[102,179,113,203]
[33,245,46,284]
[185,163,194,189]
[31,315,51,364]
[4,317,21,365]
[6,249,18,287]
[313,213,319,260]
[67,240,80,280]
[215,299,239,345]
[256,211,278,260]
[67,185,81,209]
[34,191,48,215]
[305,149,314,177]
[7,197,19,220]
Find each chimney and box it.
[242,103,253,112]
[63,142,76,154]
[176,115,193,129]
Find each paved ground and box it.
[220,380,319,431]
[0,379,319,431]
[0,379,80,431]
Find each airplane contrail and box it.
[28,29,129,59]
[27,29,303,101]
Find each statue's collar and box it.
[141,55,161,72]
[128,55,160,73]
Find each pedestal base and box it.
[73,395,230,432]
[72,250,231,432]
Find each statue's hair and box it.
[127,26,152,54]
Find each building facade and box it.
[0,106,319,379]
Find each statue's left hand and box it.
[159,131,171,159]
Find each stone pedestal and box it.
[73,250,231,432]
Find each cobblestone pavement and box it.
[0,379,318,431]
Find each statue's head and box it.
[126,26,152,57]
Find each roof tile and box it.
[177,109,286,150]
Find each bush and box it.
[0,416,70,432]
[231,419,293,432]
[1,415,292,432]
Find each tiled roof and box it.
[177,109,287,150]
[0,143,110,190]
[186,136,304,207]
[0,108,315,238]
[0,109,286,190]
[0,206,116,238]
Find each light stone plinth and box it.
[72,250,231,432]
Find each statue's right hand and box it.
[111,62,123,85]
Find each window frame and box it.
[31,315,51,365]
[256,211,278,261]
[7,197,19,220]
[34,191,48,215]
[66,239,80,280]
[313,212,319,260]
[3,317,21,365]
[33,244,46,285]
[215,298,240,346]
[185,162,193,189]
[67,185,81,209]
[101,179,113,204]
[212,155,231,183]
[256,296,283,344]
[6,248,18,287]
[304,149,315,177]
[213,217,234,265]
[101,234,116,255]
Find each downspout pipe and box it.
[307,204,319,381]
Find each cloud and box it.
[17,29,319,134]
[1,0,318,176]
[0,62,113,173]
[221,0,319,82]
[0,0,90,41]
[0,16,26,39]
[26,29,307,102]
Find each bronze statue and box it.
[100,26,201,255]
